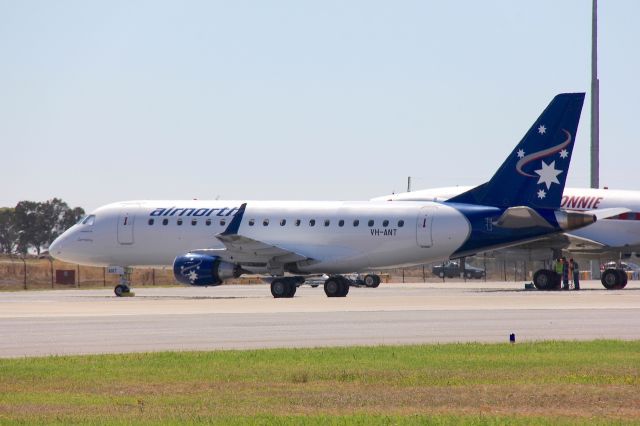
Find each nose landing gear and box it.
[114,284,131,297]
[112,267,134,297]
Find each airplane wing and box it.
[191,203,315,274]
[209,233,310,264]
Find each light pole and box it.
[590,0,599,189]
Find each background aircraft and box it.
[373,186,637,289]
[50,93,602,297]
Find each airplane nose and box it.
[48,236,64,259]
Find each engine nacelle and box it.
[173,253,240,286]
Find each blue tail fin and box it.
[447,93,585,209]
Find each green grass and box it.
[1,340,639,424]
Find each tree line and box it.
[0,199,85,255]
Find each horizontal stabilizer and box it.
[493,206,554,229]
[586,207,631,220]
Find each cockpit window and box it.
[81,215,95,226]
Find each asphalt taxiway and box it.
[1,281,639,357]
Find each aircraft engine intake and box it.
[173,253,240,286]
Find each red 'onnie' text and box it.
[560,196,603,210]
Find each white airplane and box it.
[374,185,640,289]
[50,93,614,297]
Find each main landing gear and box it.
[323,276,350,297]
[362,274,381,288]
[600,268,628,290]
[532,269,561,291]
[270,276,304,298]
[532,266,628,290]
[269,274,382,298]
[323,273,381,297]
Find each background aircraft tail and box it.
[447,93,585,209]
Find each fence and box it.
[0,256,179,291]
[0,255,613,291]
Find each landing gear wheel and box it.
[324,278,340,297]
[114,284,130,297]
[620,270,629,287]
[286,282,297,298]
[271,280,288,298]
[271,278,300,298]
[371,274,381,288]
[533,269,559,291]
[338,278,350,297]
[324,276,350,297]
[601,269,627,290]
[363,274,379,288]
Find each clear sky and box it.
[1,1,638,212]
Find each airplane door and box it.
[117,212,135,245]
[416,207,435,248]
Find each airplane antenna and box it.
[407,176,412,192]
[590,0,599,189]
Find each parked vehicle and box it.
[432,261,485,279]
[603,261,640,272]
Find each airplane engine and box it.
[173,253,240,286]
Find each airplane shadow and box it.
[474,287,640,293]
[77,295,265,300]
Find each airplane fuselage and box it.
[50,200,475,273]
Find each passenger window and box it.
[280,219,286,226]
[177,218,183,226]
[148,219,154,225]
[309,219,316,227]
[295,219,301,226]
[398,220,404,227]
[219,219,225,226]
[191,219,197,226]
[249,219,255,226]
[324,220,330,227]
[263,219,269,226]
[353,219,359,227]
[368,220,374,227]
[338,219,344,227]
[382,220,389,227]
[162,218,168,226]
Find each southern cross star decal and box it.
[516,149,525,158]
[535,160,562,189]
[538,124,546,135]
[537,189,546,199]
[187,270,198,283]
[559,149,569,159]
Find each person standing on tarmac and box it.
[554,258,564,288]
[561,256,570,290]
[570,258,580,290]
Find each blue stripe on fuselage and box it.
[448,202,561,258]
